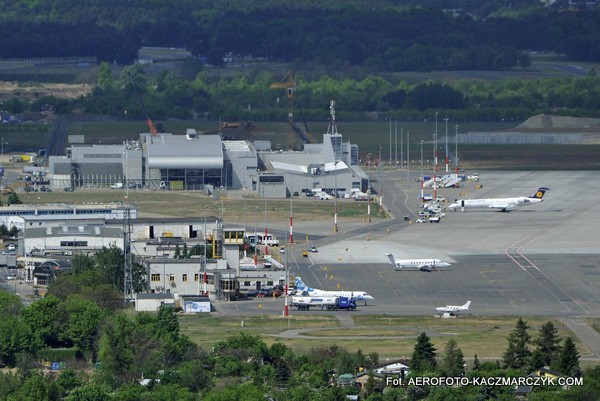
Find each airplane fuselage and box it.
[302,289,374,302]
[448,187,549,212]
[448,197,541,212]
[385,253,451,271]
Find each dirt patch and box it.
[0,81,93,100]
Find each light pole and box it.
[263,187,268,256]
[203,205,209,295]
[289,176,293,244]
[378,146,383,215]
[333,161,339,232]
[420,139,424,203]
[445,117,449,173]
[254,206,259,264]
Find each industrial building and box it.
[47,102,369,197]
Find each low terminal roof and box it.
[144,133,223,169]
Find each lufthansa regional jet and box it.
[448,187,549,212]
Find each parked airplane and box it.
[435,301,471,315]
[448,187,549,212]
[385,253,451,272]
[294,277,374,304]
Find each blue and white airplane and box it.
[294,277,374,304]
[448,187,549,212]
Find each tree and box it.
[558,337,581,377]
[6,193,22,205]
[0,289,22,319]
[503,318,531,369]
[178,360,212,392]
[65,383,111,401]
[0,316,34,367]
[532,321,561,369]
[97,62,114,89]
[441,339,465,377]
[411,332,437,372]
[62,296,104,356]
[21,295,65,348]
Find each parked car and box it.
[246,289,259,297]
[308,246,318,253]
[416,218,427,223]
[6,243,16,251]
[257,288,273,298]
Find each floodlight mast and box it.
[127,71,157,136]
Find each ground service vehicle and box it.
[291,296,356,311]
[291,296,338,310]
[327,297,357,311]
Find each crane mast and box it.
[127,72,157,136]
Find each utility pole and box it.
[378,146,383,215]
[333,161,339,232]
[445,117,449,173]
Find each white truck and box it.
[291,296,338,311]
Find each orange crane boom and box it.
[127,72,157,136]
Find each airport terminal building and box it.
[48,128,369,198]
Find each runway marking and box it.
[504,222,590,315]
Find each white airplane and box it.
[385,253,451,272]
[435,301,471,315]
[294,277,374,304]
[448,187,549,212]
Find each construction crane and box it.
[127,71,157,136]
[270,70,300,149]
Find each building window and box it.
[151,274,161,282]
[194,274,199,282]
[169,274,175,282]
[267,281,274,286]
[244,281,251,286]
[182,274,188,282]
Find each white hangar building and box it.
[48,117,368,198]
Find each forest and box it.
[0,248,597,400]
[5,63,600,125]
[0,0,599,70]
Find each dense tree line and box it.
[12,64,599,123]
[0,1,598,68]
[1,287,596,401]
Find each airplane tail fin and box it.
[463,301,471,309]
[529,187,549,200]
[385,253,397,266]
[295,277,307,290]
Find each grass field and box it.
[178,313,589,363]
[16,188,384,223]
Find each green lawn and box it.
[179,313,590,362]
